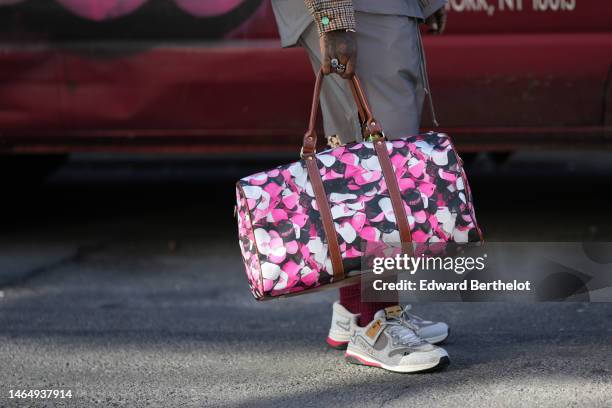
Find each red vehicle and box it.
[0,0,610,157]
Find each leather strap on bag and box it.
[347,76,383,140]
[304,156,344,281]
[374,140,413,249]
[302,71,344,281]
[302,71,383,157]
[349,76,413,249]
[301,70,413,282]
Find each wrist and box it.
[322,28,356,36]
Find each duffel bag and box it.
[235,70,483,300]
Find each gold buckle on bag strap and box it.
[365,132,385,143]
[300,146,316,160]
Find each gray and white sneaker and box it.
[344,307,450,373]
[327,303,449,349]
[326,301,360,349]
[399,304,450,345]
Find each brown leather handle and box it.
[348,77,384,140]
[301,70,384,158]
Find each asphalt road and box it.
[0,151,611,407]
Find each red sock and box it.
[359,301,397,327]
[339,284,398,327]
[338,284,361,315]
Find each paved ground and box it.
[0,151,611,407]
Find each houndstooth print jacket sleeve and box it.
[304,0,447,36]
[271,0,447,47]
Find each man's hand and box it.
[320,30,357,78]
[425,7,447,35]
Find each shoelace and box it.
[399,305,425,328]
[382,317,426,347]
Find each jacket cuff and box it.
[305,0,356,36]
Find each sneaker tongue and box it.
[373,305,404,322]
[383,305,403,319]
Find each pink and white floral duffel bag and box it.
[235,71,483,300]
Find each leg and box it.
[338,284,361,315]
[352,12,425,139]
[300,13,424,326]
[303,19,451,367]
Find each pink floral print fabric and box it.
[236,132,482,300]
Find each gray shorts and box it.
[298,12,426,144]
